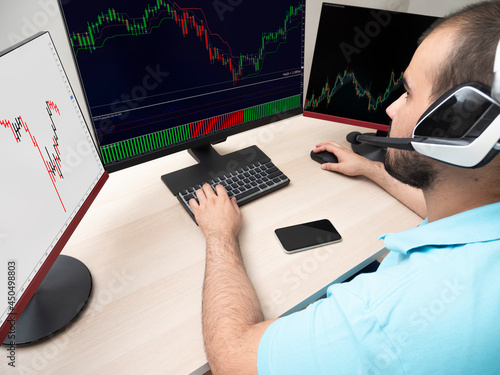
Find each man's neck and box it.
[423,171,500,222]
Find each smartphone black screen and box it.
[275,219,342,253]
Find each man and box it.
[190,1,500,374]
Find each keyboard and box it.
[177,157,290,221]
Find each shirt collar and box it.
[380,202,500,254]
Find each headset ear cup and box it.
[413,82,492,136]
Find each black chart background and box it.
[61,0,304,146]
[305,3,438,127]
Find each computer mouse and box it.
[310,150,339,164]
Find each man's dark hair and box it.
[419,0,500,100]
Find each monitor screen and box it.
[0,32,108,344]
[304,3,438,132]
[59,0,305,172]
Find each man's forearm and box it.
[314,142,426,218]
[202,234,264,373]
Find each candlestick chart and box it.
[69,1,303,85]
[60,0,305,167]
[304,69,403,112]
[1,101,66,212]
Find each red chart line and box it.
[21,115,66,212]
[0,119,19,142]
[1,107,66,212]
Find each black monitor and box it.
[59,0,305,192]
[304,3,438,161]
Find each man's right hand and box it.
[313,140,380,177]
[189,183,242,240]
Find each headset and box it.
[347,39,500,168]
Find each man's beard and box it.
[384,148,438,190]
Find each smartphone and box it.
[275,219,342,254]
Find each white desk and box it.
[2,116,421,374]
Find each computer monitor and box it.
[304,3,438,161]
[0,32,108,345]
[59,0,305,193]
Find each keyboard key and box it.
[267,170,282,180]
[266,166,278,174]
[233,187,259,202]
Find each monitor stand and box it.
[350,130,387,163]
[161,143,268,195]
[2,255,92,346]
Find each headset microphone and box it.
[346,131,419,151]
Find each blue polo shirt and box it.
[257,202,500,374]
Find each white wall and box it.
[0,0,483,132]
